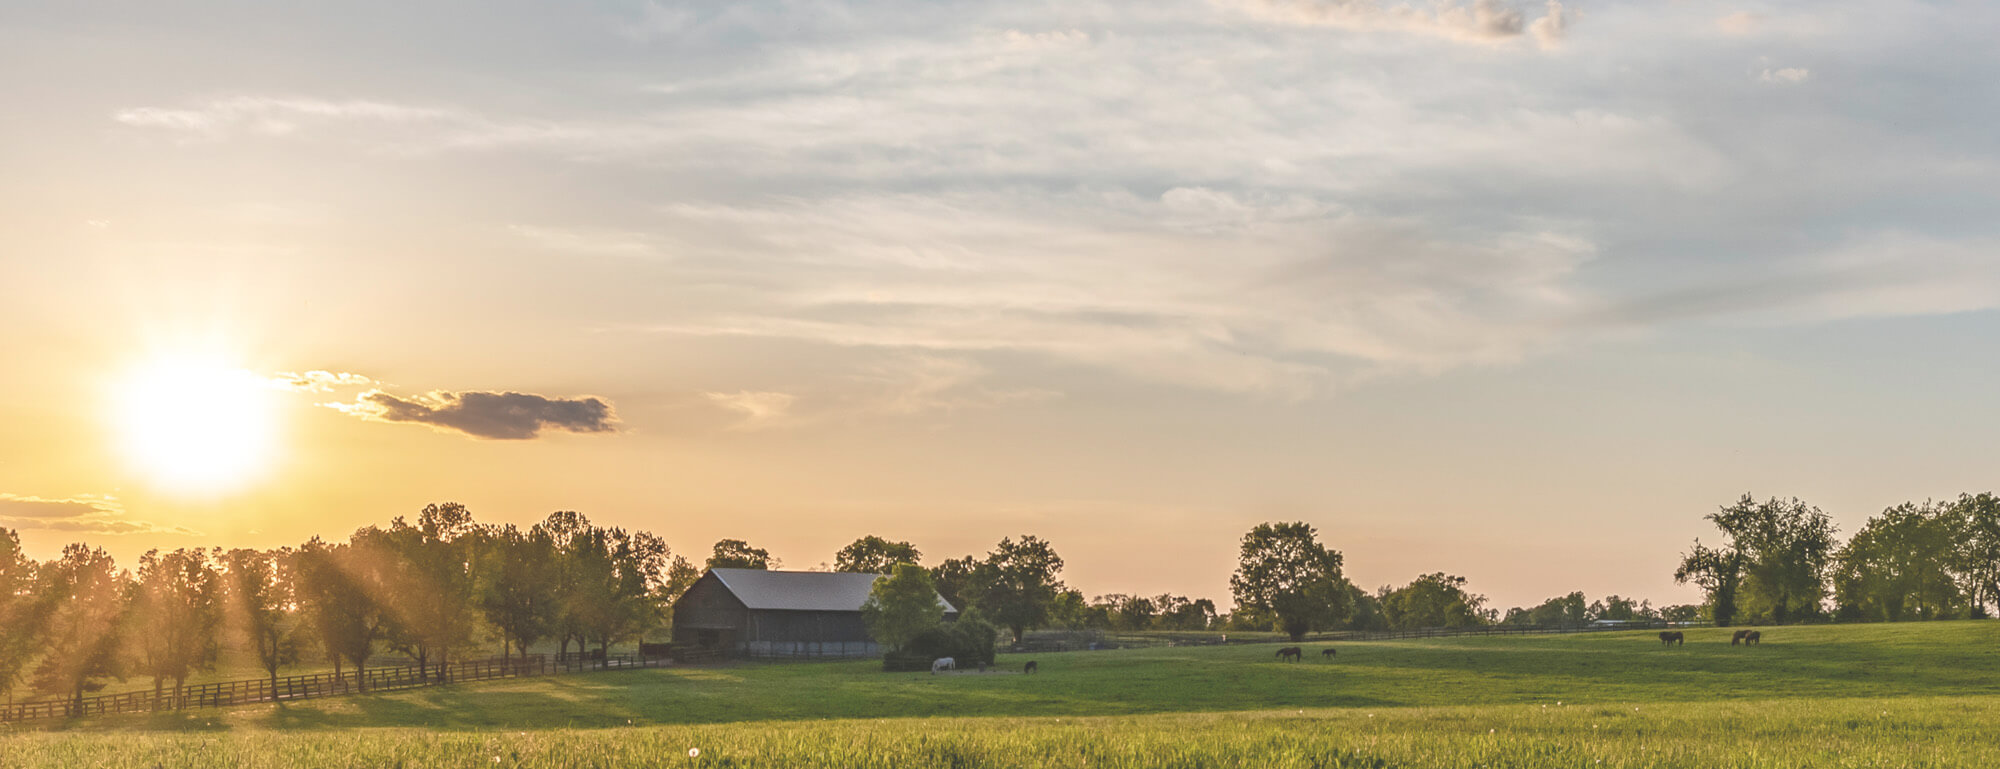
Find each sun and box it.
[114,358,279,494]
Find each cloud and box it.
[856,356,1061,416]
[1716,11,1763,36]
[705,390,797,429]
[0,494,197,535]
[271,370,379,393]
[1220,0,1570,47]
[1759,67,1810,85]
[327,389,619,440]
[112,97,455,139]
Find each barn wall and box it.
[671,573,749,650]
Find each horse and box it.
[931,657,956,674]
[1024,660,1039,674]
[1276,646,1303,662]
[1731,629,1753,646]
[1321,648,1338,659]
[1743,630,1761,645]
[1658,631,1683,646]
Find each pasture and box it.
[4,622,1996,768]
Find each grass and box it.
[4,622,1997,767]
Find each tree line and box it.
[6,491,1993,706]
[1675,493,2000,626]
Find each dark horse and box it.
[1658,631,1683,646]
[1731,629,1762,646]
[1321,648,1338,659]
[1024,660,1039,674]
[1276,646,1303,662]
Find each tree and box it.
[0,529,40,704]
[969,535,1066,643]
[1678,495,1837,625]
[31,545,128,713]
[1833,501,1966,621]
[1380,573,1487,629]
[221,548,299,696]
[1505,591,1588,627]
[1155,595,1217,630]
[474,524,557,663]
[929,555,979,613]
[293,537,390,690]
[1674,541,1745,626]
[537,511,594,656]
[707,538,776,570]
[1950,492,2000,616]
[1229,522,1351,641]
[661,555,701,604]
[835,536,922,574]
[128,548,223,705]
[859,563,945,651]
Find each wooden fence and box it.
[1009,621,1709,653]
[0,650,688,724]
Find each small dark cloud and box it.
[0,494,198,535]
[333,390,619,440]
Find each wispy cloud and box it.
[271,370,379,393]
[1220,0,1571,49]
[1759,67,1810,85]
[0,494,198,535]
[705,390,797,429]
[326,389,619,440]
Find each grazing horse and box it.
[1024,660,1039,674]
[1658,631,1684,646]
[931,657,956,674]
[1321,648,1337,659]
[1276,646,1303,662]
[1731,629,1759,646]
[1743,630,1761,645]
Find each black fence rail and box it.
[0,649,684,724]
[1007,621,1712,654]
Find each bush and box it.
[881,617,1000,671]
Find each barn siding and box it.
[671,573,750,651]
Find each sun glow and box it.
[115,358,279,494]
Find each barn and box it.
[671,568,958,658]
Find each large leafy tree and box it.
[475,523,558,663]
[293,537,390,690]
[1380,573,1488,629]
[31,545,128,712]
[835,536,923,574]
[221,547,300,695]
[1951,492,2000,616]
[380,503,480,682]
[1229,522,1351,641]
[969,535,1066,643]
[707,538,776,570]
[128,547,223,704]
[928,555,980,613]
[858,563,944,651]
[1833,501,1969,621]
[1678,495,1836,625]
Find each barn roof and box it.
[707,568,957,614]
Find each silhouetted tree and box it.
[835,536,923,574]
[1950,493,2000,616]
[1230,522,1351,641]
[707,538,776,570]
[128,548,222,705]
[1674,540,1745,626]
[221,547,299,696]
[0,528,40,704]
[929,555,979,613]
[294,537,389,691]
[31,545,127,713]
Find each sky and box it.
[3,0,1998,613]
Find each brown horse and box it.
[1658,630,1683,646]
[1321,648,1338,659]
[1276,646,1303,662]
[1024,660,1039,674]
[1731,629,1763,646]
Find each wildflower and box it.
[689,748,701,759]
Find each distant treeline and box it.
[3,492,1994,707]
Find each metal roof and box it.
[706,568,957,614]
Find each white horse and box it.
[931,657,956,675]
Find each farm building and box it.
[671,568,958,658]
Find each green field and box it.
[5,623,1997,767]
